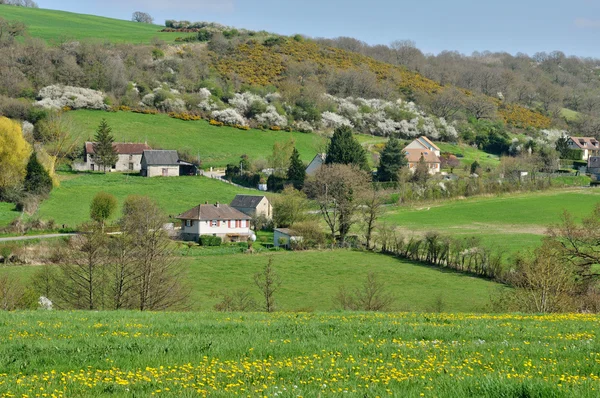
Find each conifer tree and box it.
[93,119,118,173]
[287,147,306,190]
[325,125,370,171]
[24,152,53,196]
[377,137,407,182]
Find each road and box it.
[0,233,76,243]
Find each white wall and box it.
[146,166,179,177]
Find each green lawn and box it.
[436,142,500,168]
[0,202,19,227]
[67,110,326,168]
[384,189,600,256]
[561,108,580,122]
[0,5,181,44]
[0,311,597,397]
[35,172,257,227]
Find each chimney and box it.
[205,201,209,204]
[215,202,220,208]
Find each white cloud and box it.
[103,0,234,13]
[574,18,600,28]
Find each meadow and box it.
[436,142,500,168]
[67,110,327,168]
[0,311,597,397]
[383,188,600,257]
[34,172,254,228]
[0,202,19,228]
[0,5,181,44]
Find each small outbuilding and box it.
[274,228,302,249]
[141,150,180,177]
[306,153,326,176]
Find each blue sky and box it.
[36,0,600,57]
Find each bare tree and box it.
[304,164,370,243]
[420,87,465,120]
[254,257,281,313]
[464,94,497,120]
[107,232,138,310]
[334,272,394,311]
[360,189,386,250]
[0,273,24,310]
[131,11,153,24]
[214,289,257,312]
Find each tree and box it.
[377,137,406,182]
[273,186,309,228]
[254,257,281,312]
[360,189,386,250]
[304,164,370,243]
[464,94,497,120]
[132,11,153,24]
[0,117,31,189]
[410,156,430,186]
[421,88,464,120]
[268,138,295,177]
[89,192,117,231]
[470,160,481,175]
[325,125,370,171]
[440,154,460,173]
[287,147,306,190]
[334,272,394,311]
[0,17,27,44]
[23,152,52,196]
[555,135,569,159]
[93,119,118,173]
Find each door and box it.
[162,168,168,176]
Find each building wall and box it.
[75,153,144,172]
[306,155,325,176]
[405,141,440,157]
[180,219,250,241]
[234,198,273,220]
[408,162,441,174]
[274,230,290,248]
[144,165,180,177]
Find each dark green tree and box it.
[410,155,430,186]
[470,160,481,175]
[93,119,118,173]
[325,125,370,171]
[287,147,306,190]
[377,137,407,182]
[24,152,53,196]
[555,135,569,159]
[90,192,118,231]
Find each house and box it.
[567,136,600,160]
[141,150,180,177]
[176,203,252,242]
[73,142,151,172]
[403,149,441,174]
[230,195,272,220]
[306,153,326,176]
[274,228,302,248]
[404,136,441,157]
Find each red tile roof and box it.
[85,142,151,155]
[403,148,441,163]
[568,136,599,149]
[176,204,251,221]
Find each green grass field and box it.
[0,310,597,397]
[384,189,600,256]
[67,110,326,168]
[436,142,500,168]
[0,202,19,228]
[34,172,255,227]
[0,5,181,44]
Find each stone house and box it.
[74,142,151,172]
[141,150,180,177]
[230,195,272,220]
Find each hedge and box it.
[199,235,222,246]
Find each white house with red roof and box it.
[567,136,600,160]
[403,136,441,174]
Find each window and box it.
[129,163,134,170]
[211,220,218,227]
[185,220,192,227]
[162,168,168,177]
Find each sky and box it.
[35,0,600,58]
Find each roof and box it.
[274,228,300,236]
[568,136,599,149]
[85,142,151,155]
[403,148,441,163]
[417,136,441,151]
[142,150,179,165]
[176,204,251,221]
[230,195,267,209]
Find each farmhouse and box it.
[274,228,302,248]
[74,142,151,172]
[567,136,600,160]
[403,137,441,174]
[306,153,326,176]
[176,203,252,242]
[230,195,272,220]
[141,150,180,177]
[404,136,441,157]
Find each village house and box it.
[273,228,303,248]
[306,153,326,176]
[567,136,600,160]
[403,137,441,174]
[141,150,180,177]
[176,203,252,242]
[404,136,441,157]
[74,142,151,172]
[230,195,272,220]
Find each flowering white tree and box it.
[36,85,108,110]
[321,111,353,129]
[211,108,247,125]
[256,105,288,127]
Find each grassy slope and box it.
[0,5,181,43]
[35,172,255,227]
[0,311,597,397]
[0,202,19,227]
[67,110,326,168]
[436,142,500,168]
[4,250,500,312]
[384,189,600,256]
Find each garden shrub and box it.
[200,235,222,246]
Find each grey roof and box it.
[230,195,267,209]
[274,228,300,236]
[142,150,179,166]
[176,204,251,221]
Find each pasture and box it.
[0,202,19,228]
[0,311,597,397]
[67,110,327,168]
[34,172,255,228]
[0,5,181,44]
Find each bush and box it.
[200,235,222,246]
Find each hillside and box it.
[0,5,181,43]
